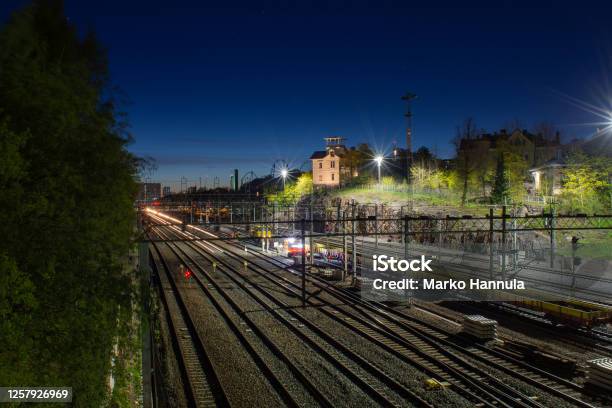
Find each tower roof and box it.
[310,151,328,159]
[324,136,346,146]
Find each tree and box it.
[561,152,611,213]
[491,153,510,204]
[495,138,529,202]
[532,121,559,142]
[471,142,493,197]
[342,149,361,180]
[414,146,434,166]
[0,1,137,404]
[341,143,374,181]
[453,118,480,205]
[293,172,313,196]
[268,173,313,205]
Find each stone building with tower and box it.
[310,137,348,187]
[309,93,417,187]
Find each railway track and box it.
[242,251,604,406]
[159,226,505,406]
[152,223,432,407]
[432,299,612,355]
[376,302,611,406]
[148,238,229,408]
[588,328,612,344]
[192,225,609,407]
[148,218,592,408]
[148,230,332,407]
[312,233,612,342]
[262,223,605,286]
[315,234,612,301]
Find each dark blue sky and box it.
[2,1,612,189]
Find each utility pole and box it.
[489,207,494,279]
[272,202,276,237]
[403,215,410,302]
[301,218,306,306]
[437,217,442,259]
[342,210,348,280]
[374,204,378,248]
[512,210,518,270]
[403,215,410,261]
[144,177,150,203]
[180,176,187,194]
[571,236,579,293]
[351,201,357,281]
[401,92,417,181]
[309,199,314,265]
[501,205,507,280]
[550,206,556,269]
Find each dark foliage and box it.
[491,153,510,204]
[0,1,138,405]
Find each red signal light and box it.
[184,269,192,279]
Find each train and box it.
[250,226,310,257]
[494,290,612,328]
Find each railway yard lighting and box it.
[374,155,383,183]
[281,168,288,190]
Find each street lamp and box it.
[281,168,288,190]
[374,155,383,183]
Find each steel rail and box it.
[150,229,336,408]
[199,225,603,408]
[148,236,230,408]
[160,230,428,408]
[154,223,539,408]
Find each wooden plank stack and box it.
[587,358,612,392]
[462,315,498,340]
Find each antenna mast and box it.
[401,92,417,179]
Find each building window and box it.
[331,173,335,181]
[319,175,322,182]
[330,161,335,168]
[318,161,323,169]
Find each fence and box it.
[143,205,612,304]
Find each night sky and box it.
[2,1,612,190]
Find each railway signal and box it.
[178,264,184,281]
[184,269,192,280]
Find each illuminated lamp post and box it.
[374,155,383,184]
[281,168,288,190]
